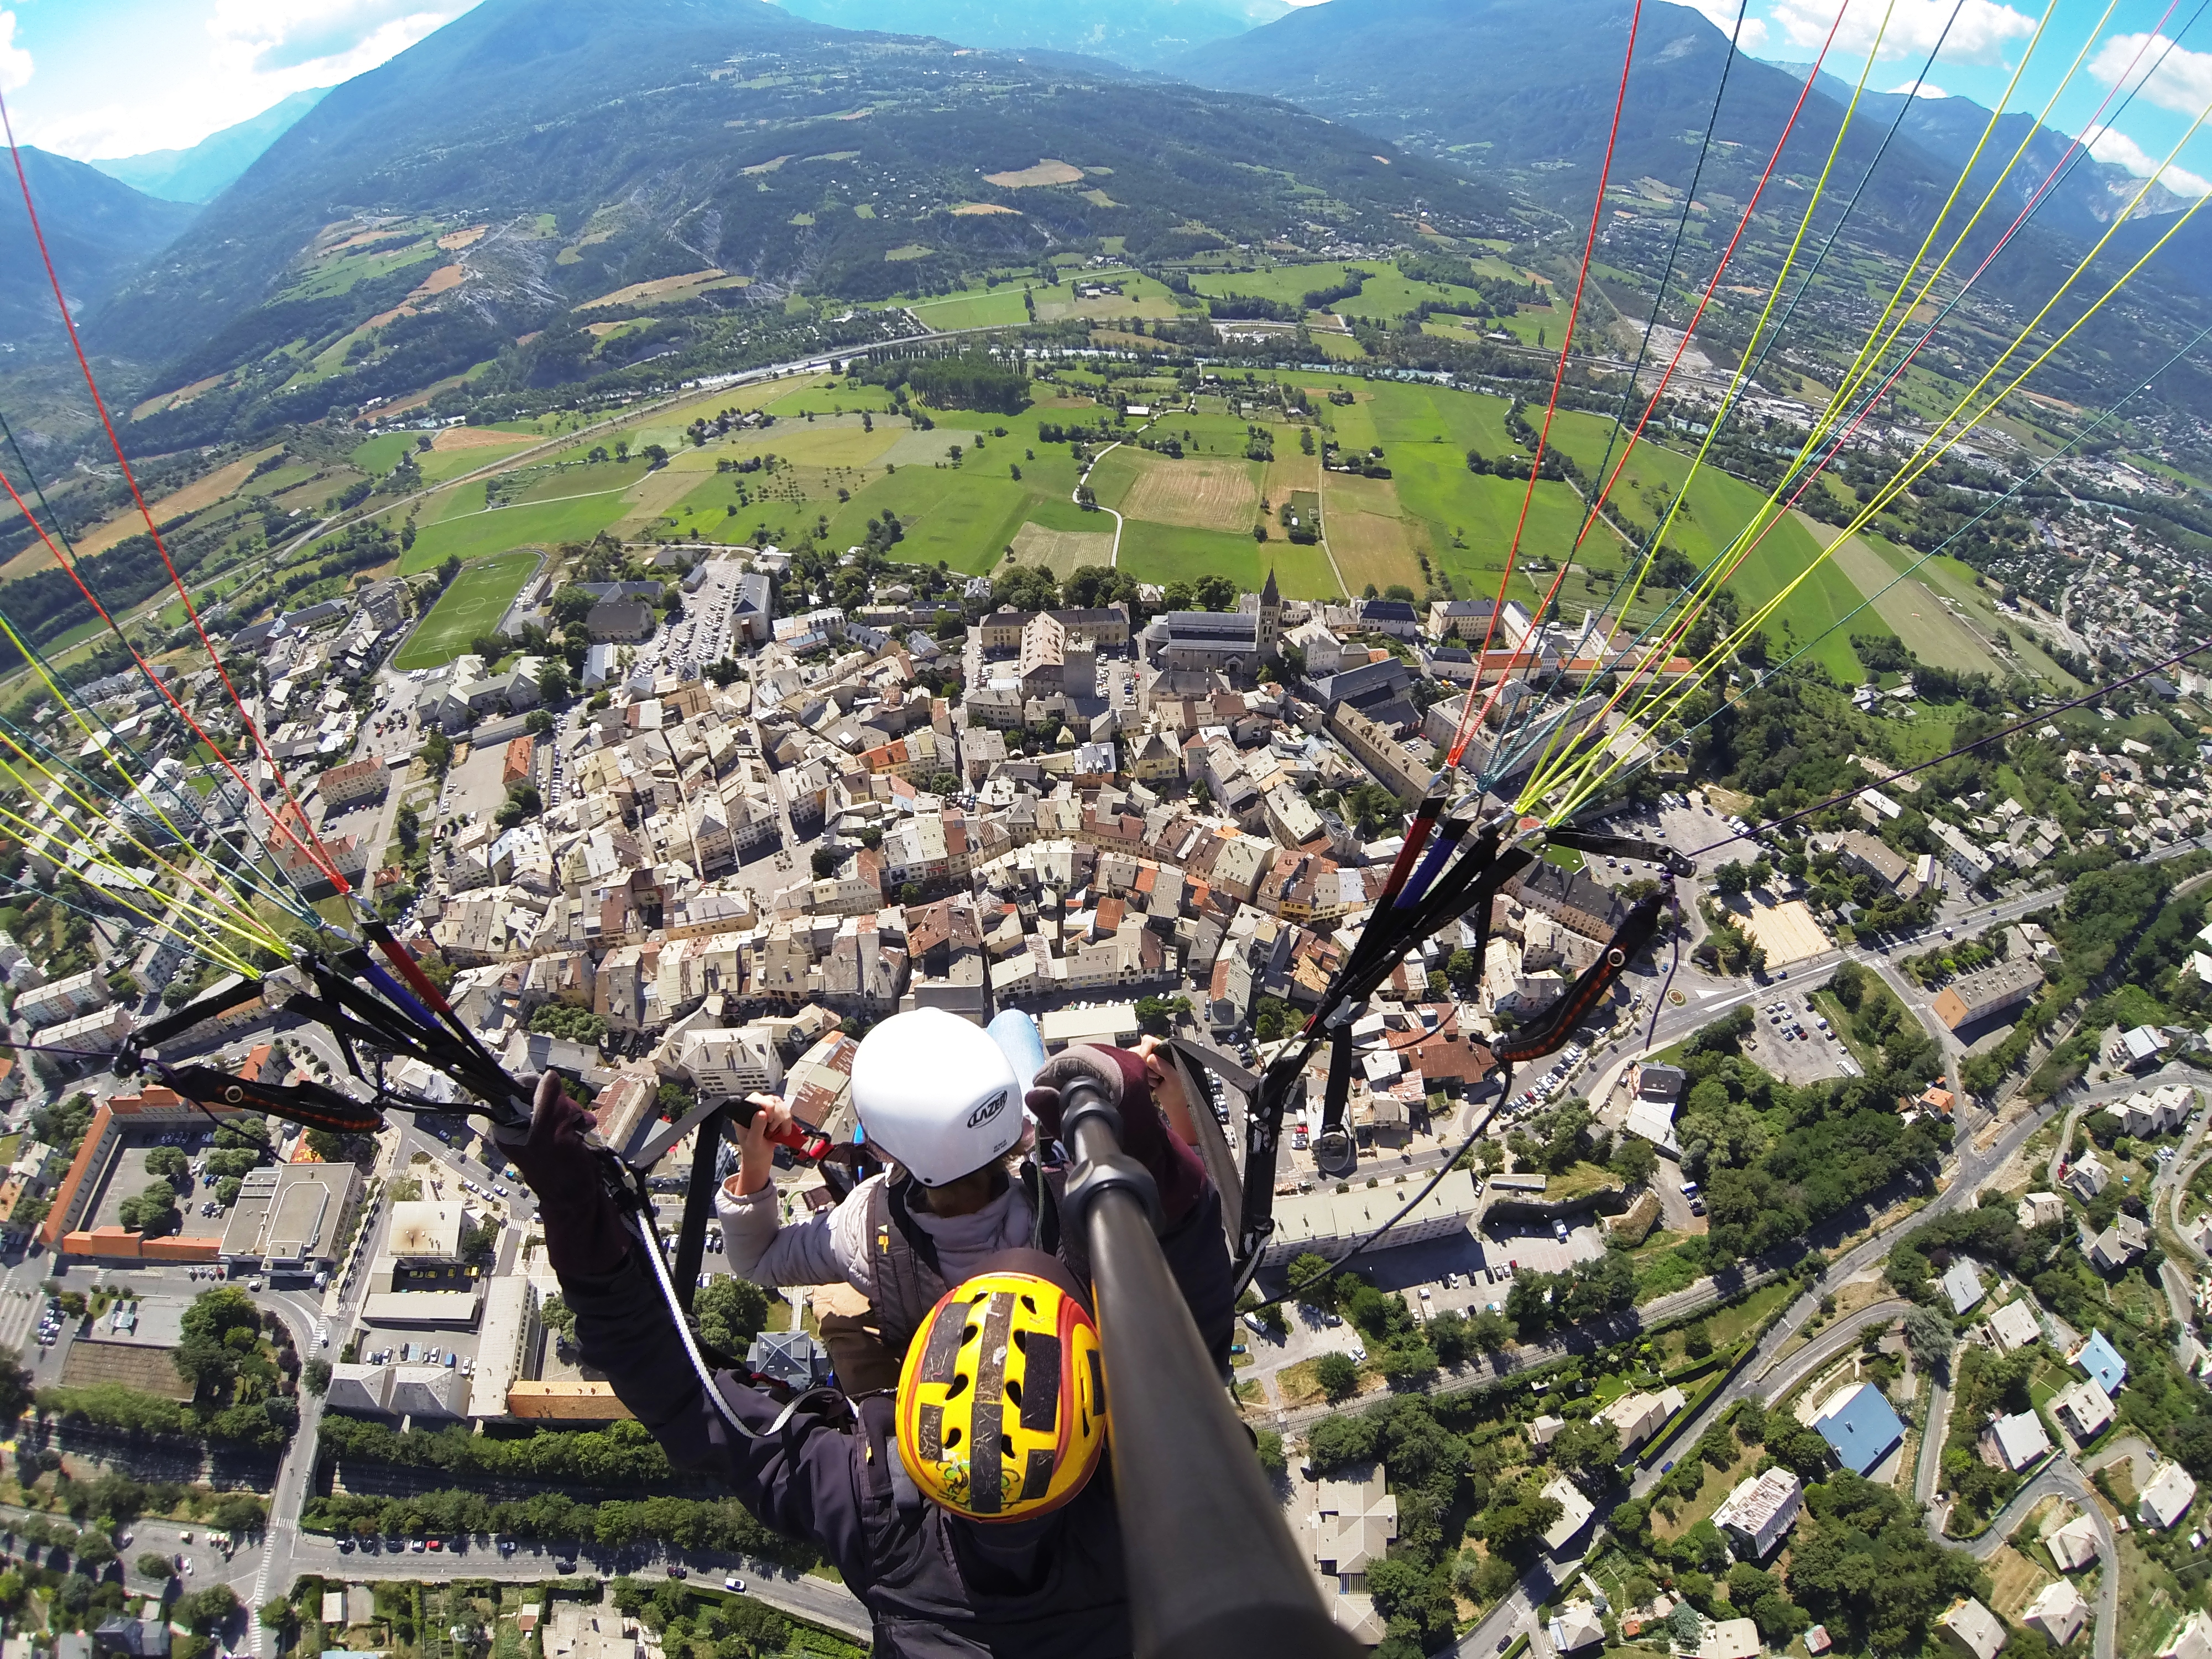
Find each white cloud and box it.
[33,0,478,160]
[2085,121,2212,196]
[1886,76,1950,97]
[0,11,31,97]
[2088,31,2212,117]
[1663,0,1771,52]
[1771,0,2036,64]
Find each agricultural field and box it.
[101,361,2062,702]
[393,549,540,670]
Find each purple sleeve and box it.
[1092,1046,1207,1228]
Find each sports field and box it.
[393,550,539,670]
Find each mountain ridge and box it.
[1,149,199,350]
[769,0,1290,65]
[88,88,333,205]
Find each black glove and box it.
[497,1072,633,1279]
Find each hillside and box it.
[0,149,198,349]
[88,88,332,205]
[89,0,1503,451]
[1171,0,2212,417]
[770,0,1288,65]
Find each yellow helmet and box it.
[895,1260,1107,1522]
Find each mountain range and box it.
[771,0,1291,64]
[0,148,198,348]
[0,0,2203,448]
[87,88,332,205]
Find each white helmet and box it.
[851,1009,1024,1186]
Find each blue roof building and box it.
[1813,1383,1906,1476]
[2074,1329,2127,1394]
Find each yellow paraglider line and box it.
[1537,136,2212,820]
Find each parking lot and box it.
[1741,990,1860,1083]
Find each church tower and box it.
[1258,567,1282,659]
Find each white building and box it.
[2049,1378,2114,1442]
[2159,1610,2212,1659]
[2044,1511,2101,1572]
[2021,1581,2086,1647]
[1985,1298,2042,1355]
[1595,1386,1687,1454]
[1983,1411,2051,1473]
[1712,1467,1803,1559]
[2139,1462,2198,1530]
[1939,1598,2007,1659]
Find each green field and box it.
[908,288,1031,330]
[395,483,633,573]
[393,551,540,670]
[326,366,2083,696]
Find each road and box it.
[1447,1083,2074,1659]
[1075,415,1155,566]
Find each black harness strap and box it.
[1546,827,1695,879]
[1493,885,1669,1066]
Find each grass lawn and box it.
[394,487,630,574]
[392,550,539,670]
[908,288,1031,330]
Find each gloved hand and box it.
[1030,1044,1205,1226]
[495,1072,633,1279]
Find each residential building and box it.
[2159,1611,2212,1659]
[2016,1191,2065,1229]
[2044,1512,2101,1572]
[1940,1259,1985,1315]
[2021,1582,2086,1648]
[1549,1605,1605,1655]
[2089,1213,2148,1272]
[1327,702,1427,805]
[1712,1467,1803,1559]
[1540,1474,1595,1553]
[1813,1383,1905,1476]
[2065,1154,2109,1201]
[588,601,656,643]
[1938,1598,2007,1659]
[1313,1466,1397,1590]
[2073,1329,2127,1394]
[2138,1462,2198,1530]
[2050,1378,2114,1441]
[13,968,114,1031]
[1932,958,2043,1031]
[669,1026,785,1101]
[1258,1169,1480,1267]
[1698,1620,1761,1659]
[1982,1410,2050,1472]
[1984,1298,2041,1355]
[1594,1386,1687,1454]
[317,757,389,807]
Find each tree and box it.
[1903,1305,1955,1374]
[118,1179,179,1237]
[174,1287,261,1402]
[1548,1417,1620,1474]
[303,1359,331,1396]
[1473,1479,1563,1557]
[1610,1135,1657,1187]
[696,1277,771,1358]
[1313,1352,1360,1402]
[135,1553,174,1583]
[1134,994,1192,1036]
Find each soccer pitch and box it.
[392,550,540,670]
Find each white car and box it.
[724,1575,745,1593]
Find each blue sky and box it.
[0,0,2205,199]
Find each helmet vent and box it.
[1004,1378,1023,1407]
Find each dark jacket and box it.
[562,1118,1237,1659]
